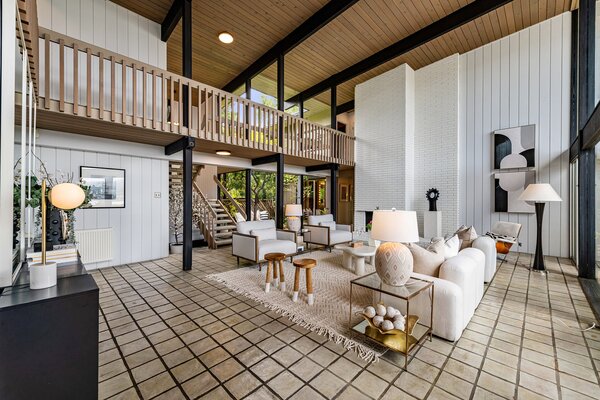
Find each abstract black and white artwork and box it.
[493,125,535,169]
[80,166,126,208]
[494,171,535,213]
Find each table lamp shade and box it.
[371,209,419,243]
[518,183,562,203]
[285,204,303,217]
[49,183,86,210]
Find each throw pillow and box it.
[427,235,460,259]
[455,225,477,250]
[320,221,336,230]
[407,243,445,277]
[250,227,277,241]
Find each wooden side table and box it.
[264,252,286,292]
[292,259,317,305]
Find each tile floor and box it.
[92,248,600,399]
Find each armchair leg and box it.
[237,257,240,266]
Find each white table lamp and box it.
[371,209,419,286]
[285,204,303,233]
[518,183,561,271]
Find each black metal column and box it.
[578,0,596,279]
[182,0,192,128]
[331,85,337,128]
[245,169,252,221]
[330,164,339,220]
[276,154,284,229]
[245,78,251,140]
[277,53,285,145]
[165,137,196,271]
[300,174,305,230]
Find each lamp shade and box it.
[517,183,562,203]
[285,204,303,217]
[49,183,86,210]
[370,209,419,243]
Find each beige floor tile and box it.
[250,358,285,382]
[310,370,346,398]
[289,357,324,382]
[99,372,134,400]
[182,371,219,398]
[137,371,176,399]
[224,371,262,399]
[351,370,387,399]
[267,371,304,399]
[171,358,206,383]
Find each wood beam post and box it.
[277,53,284,146]
[330,164,339,220]
[300,174,305,230]
[246,169,252,221]
[578,0,596,279]
[331,85,337,128]
[245,78,251,140]
[276,154,284,229]
[182,0,191,128]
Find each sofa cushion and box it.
[320,221,336,230]
[258,239,297,260]
[237,219,275,235]
[329,230,352,245]
[308,214,334,226]
[407,243,445,277]
[251,227,277,241]
[455,225,478,250]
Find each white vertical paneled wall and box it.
[16,129,170,269]
[37,0,166,69]
[458,13,571,257]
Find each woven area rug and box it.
[207,251,387,363]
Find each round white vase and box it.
[29,262,58,290]
[374,242,413,286]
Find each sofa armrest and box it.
[304,224,329,245]
[277,229,297,243]
[472,236,497,283]
[439,255,479,325]
[232,233,258,262]
[337,224,352,232]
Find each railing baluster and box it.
[142,67,147,128]
[197,85,203,138]
[169,77,174,132]
[178,79,183,134]
[152,70,156,129]
[72,43,78,114]
[59,39,64,112]
[86,48,92,117]
[187,81,192,135]
[162,73,167,131]
[99,52,104,119]
[121,61,126,123]
[44,34,49,109]
[132,64,137,126]
[110,56,115,121]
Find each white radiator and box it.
[75,228,113,264]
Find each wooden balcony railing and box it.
[37,28,355,166]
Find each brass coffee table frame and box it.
[349,273,434,369]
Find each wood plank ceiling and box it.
[112,0,577,111]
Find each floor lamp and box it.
[518,183,562,271]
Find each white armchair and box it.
[232,220,297,265]
[304,214,352,249]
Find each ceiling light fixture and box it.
[216,150,231,156]
[218,32,234,44]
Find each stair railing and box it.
[213,175,247,221]
[192,182,218,248]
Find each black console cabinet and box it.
[0,262,99,400]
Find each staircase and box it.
[169,162,237,249]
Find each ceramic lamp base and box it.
[29,262,58,289]
[374,242,413,286]
[288,217,301,232]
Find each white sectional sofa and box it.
[304,214,353,249]
[381,247,486,342]
[232,220,297,265]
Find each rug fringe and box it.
[207,274,381,364]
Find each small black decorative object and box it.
[426,188,440,212]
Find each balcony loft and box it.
[20,28,355,167]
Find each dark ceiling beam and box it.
[305,163,338,173]
[336,100,354,115]
[286,0,512,103]
[161,0,184,42]
[252,154,282,166]
[222,0,360,93]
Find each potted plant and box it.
[169,188,184,254]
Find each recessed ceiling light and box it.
[218,32,234,44]
[216,150,231,156]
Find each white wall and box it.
[16,129,170,269]
[354,64,415,230]
[37,0,166,69]
[414,54,460,235]
[458,13,571,257]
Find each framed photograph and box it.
[80,166,126,208]
[340,184,349,202]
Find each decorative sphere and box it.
[381,320,394,331]
[49,183,85,210]
[375,242,413,286]
[393,313,405,323]
[372,315,384,327]
[393,320,405,331]
[363,306,376,319]
[386,306,398,318]
[375,304,387,316]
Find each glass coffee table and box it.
[349,273,434,369]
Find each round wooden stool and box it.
[292,259,317,305]
[264,253,286,293]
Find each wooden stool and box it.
[264,253,286,293]
[292,259,317,305]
